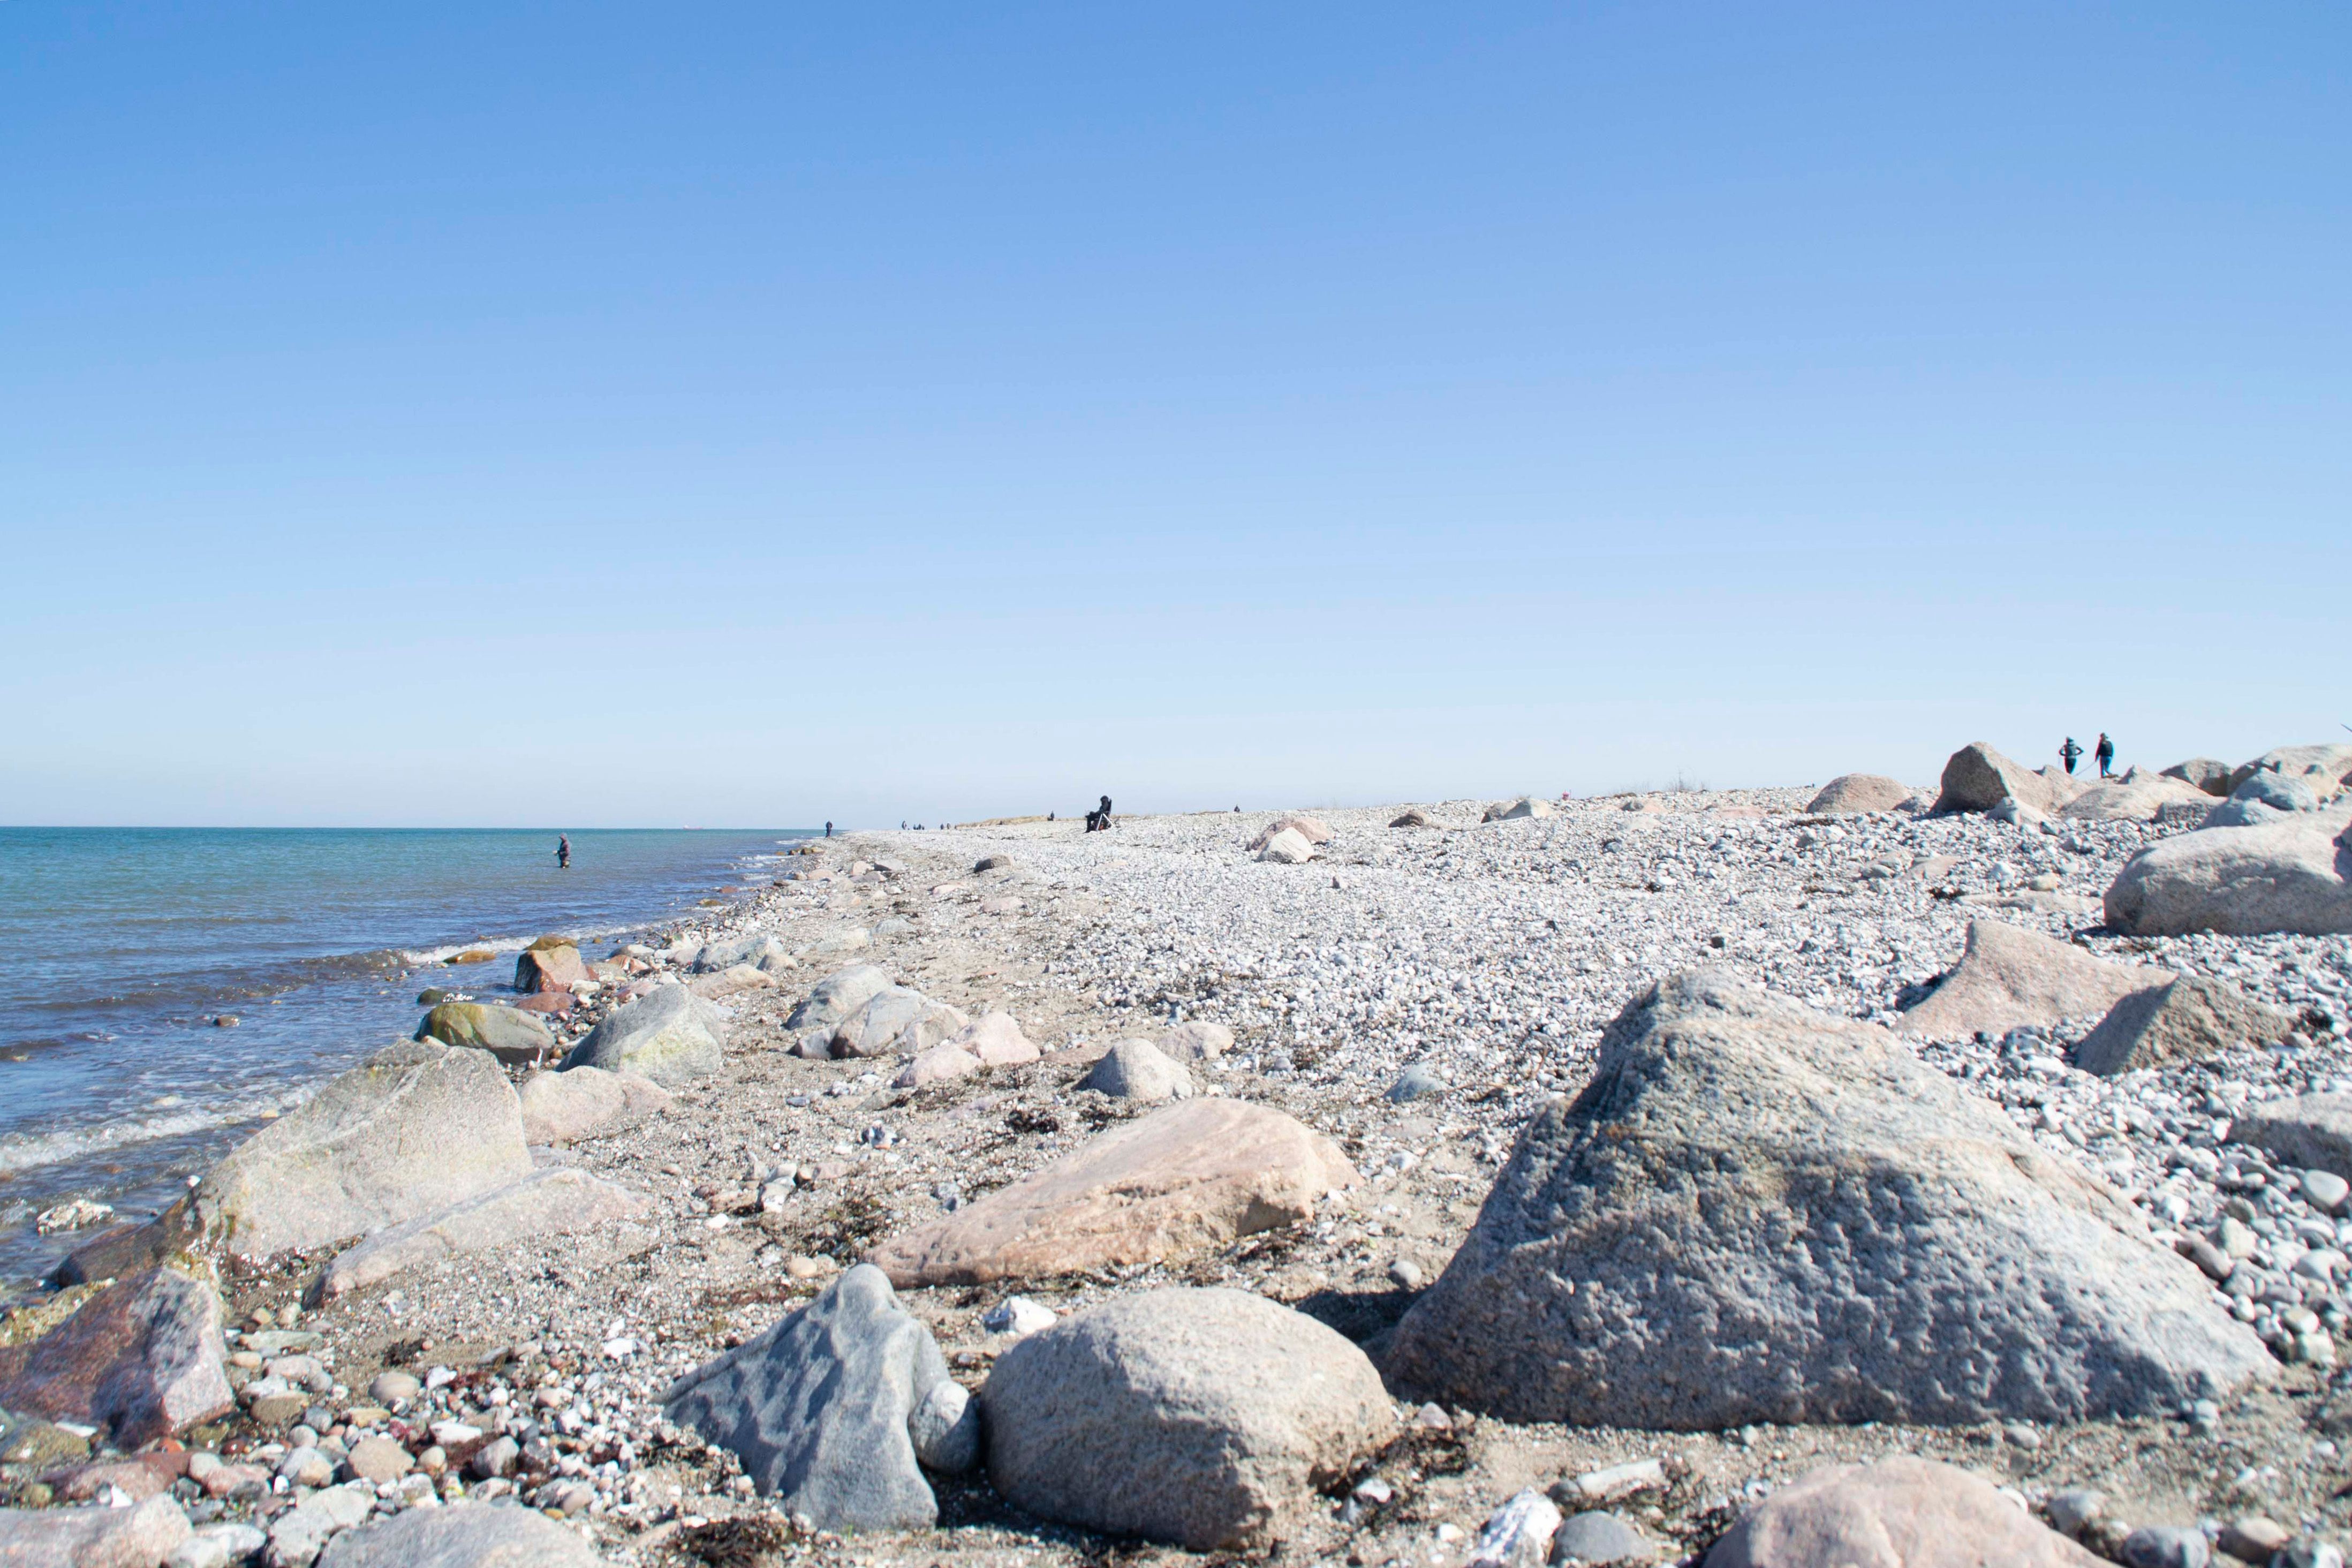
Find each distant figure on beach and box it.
[2060,737,2083,776]
[555,835,570,869]
[1085,794,1116,832]
[825,821,833,839]
[2095,733,2115,778]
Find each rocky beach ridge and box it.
[2,739,2350,1566]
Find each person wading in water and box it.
[556,835,571,869]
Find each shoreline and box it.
[4,775,2351,1563]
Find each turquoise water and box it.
[0,827,811,1294]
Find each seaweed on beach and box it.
[674,1513,790,1566]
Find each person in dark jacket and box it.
[2094,733,2115,778]
[2060,738,2083,776]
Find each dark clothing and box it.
[556,836,570,869]
[2095,736,2115,778]
[2061,739,2083,776]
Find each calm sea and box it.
[0,826,812,1297]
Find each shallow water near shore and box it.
[0,825,808,1295]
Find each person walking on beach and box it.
[824,821,833,839]
[555,835,571,869]
[2060,737,2083,776]
[2095,733,2115,778]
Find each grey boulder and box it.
[1931,742,2083,817]
[561,986,727,1085]
[2162,757,2235,797]
[2104,813,2352,936]
[2230,744,2352,796]
[1484,797,1554,822]
[663,1263,956,1532]
[195,1040,532,1258]
[2233,769,2330,814]
[1900,920,2167,1040]
[1079,1038,1193,1100]
[830,987,969,1058]
[785,965,893,1034]
[982,1287,1396,1549]
[1804,774,1913,816]
[2072,975,2296,1076]
[413,1001,555,1065]
[1551,1511,1654,1565]
[1382,971,2268,1428]
[315,1499,606,1566]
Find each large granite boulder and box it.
[1257,828,1316,864]
[1704,1457,2099,1568]
[982,1287,1394,1550]
[0,1494,190,1565]
[517,1066,671,1145]
[1483,797,1554,822]
[195,1041,532,1258]
[1246,815,1336,850]
[414,1001,555,1064]
[561,986,727,1085]
[1804,775,1913,816]
[2162,758,2235,797]
[513,941,588,995]
[312,1166,651,1301]
[2073,975,2296,1076]
[1900,920,2167,1040]
[2230,744,2352,796]
[870,1099,1355,1287]
[0,1267,231,1447]
[784,965,893,1034]
[316,1498,606,1566]
[1382,971,2268,1427]
[1931,743,2084,817]
[2104,814,2352,936]
[830,987,969,1058]
[2059,775,2215,823]
[1078,1038,1193,1100]
[663,1264,956,1532]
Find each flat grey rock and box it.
[195,1040,532,1258]
[1901,919,2166,1040]
[2232,1094,2352,1183]
[516,1066,671,1146]
[663,1263,951,1532]
[2073,975,2295,1076]
[1383,970,2269,1428]
[561,986,727,1086]
[1551,1510,1651,1565]
[316,1502,606,1566]
[312,1166,651,1301]
[981,1286,1396,1550]
[784,965,893,1034]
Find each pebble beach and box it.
[6,745,2352,1567]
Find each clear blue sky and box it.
[5,3,2346,827]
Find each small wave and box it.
[0,1084,317,1178]
[398,920,646,967]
